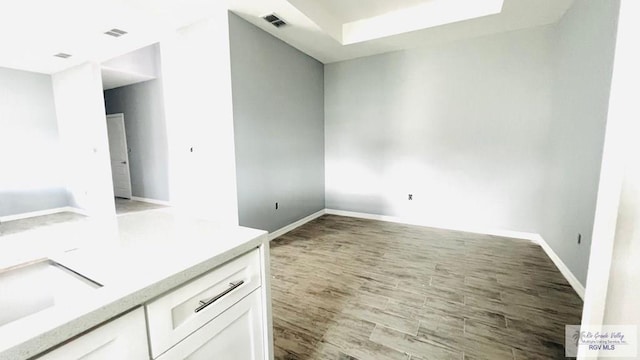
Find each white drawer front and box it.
[147,248,261,358]
[35,308,148,360]
[156,289,264,360]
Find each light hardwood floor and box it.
[270,215,582,360]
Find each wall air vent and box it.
[104,28,128,37]
[53,53,72,59]
[263,13,287,28]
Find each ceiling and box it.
[320,0,431,23]
[0,0,575,75]
[230,0,575,63]
[0,0,227,74]
[101,67,155,90]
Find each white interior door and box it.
[106,114,132,199]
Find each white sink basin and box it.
[0,259,102,327]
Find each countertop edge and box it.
[0,232,268,360]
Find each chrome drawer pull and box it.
[194,280,245,313]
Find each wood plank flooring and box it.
[270,215,583,360]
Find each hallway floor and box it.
[1,199,167,236]
[115,198,166,215]
[0,212,85,236]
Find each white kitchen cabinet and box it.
[0,213,273,360]
[156,290,264,360]
[35,307,148,360]
[34,247,272,360]
[146,249,262,358]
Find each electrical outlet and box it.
[275,202,279,210]
[578,233,582,244]
[408,194,413,200]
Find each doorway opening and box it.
[101,43,170,215]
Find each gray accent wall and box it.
[0,67,67,217]
[540,0,619,284]
[325,26,555,233]
[229,13,325,233]
[104,78,170,201]
[324,0,619,285]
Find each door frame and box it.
[106,113,132,199]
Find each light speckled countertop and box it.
[0,209,267,360]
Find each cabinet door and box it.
[146,249,261,358]
[36,308,148,360]
[157,290,264,360]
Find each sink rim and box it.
[0,258,103,288]
[0,257,104,328]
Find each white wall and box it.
[325,26,555,233]
[600,0,640,328]
[0,67,67,217]
[52,62,115,217]
[159,9,239,224]
[580,1,639,355]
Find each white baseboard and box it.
[268,209,326,241]
[324,208,585,299]
[0,207,75,222]
[530,234,586,299]
[324,209,540,241]
[130,196,171,207]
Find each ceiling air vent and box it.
[53,53,72,59]
[263,13,287,28]
[104,28,128,37]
